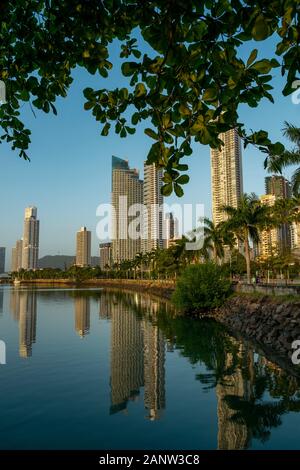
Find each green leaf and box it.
[84,101,94,110]
[179,104,190,116]
[121,62,138,77]
[251,15,271,41]
[247,49,258,67]
[161,183,173,196]
[120,88,129,100]
[174,183,184,197]
[101,122,110,136]
[120,127,127,138]
[176,174,190,185]
[134,83,147,97]
[125,126,135,135]
[132,112,140,125]
[251,60,272,74]
[144,128,159,140]
[203,87,218,101]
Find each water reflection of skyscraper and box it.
[9,290,37,358]
[106,292,166,419]
[216,345,253,449]
[74,297,90,338]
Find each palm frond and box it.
[292,167,300,196]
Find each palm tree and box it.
[270,197,300,254]
[201,218,232,263]
[223,193,270,283]
[267,122,300,195]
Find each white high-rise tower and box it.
[22,207,40,270]
[211,129,243,225]
[142,162,164,253]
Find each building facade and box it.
[211,129,243,225]
[258,195,284,259]
[112,156,143,263]
[0,247,5,274]
[22,207,40,270]
[265,175,291,198]
[76,227,91,267]
[99,242,112,270]
[11,239,23,272]
[142,162,164,253]
[163,212,179,248]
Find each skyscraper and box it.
[0,247,5,274]
[11,239,23,272]
[164,212,180,248]
[142,162,164,253]
[99,242,112,270]
[112,156,143,263]
[258,194,285,258]
[211,129,243,225]
[265,175,291,198]
[22,207,40,270]
[76,227,91,267]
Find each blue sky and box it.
[0,34,299,270]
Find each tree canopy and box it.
[1,0,299,195]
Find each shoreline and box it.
[10,278,176,299]
[7,278,300,376]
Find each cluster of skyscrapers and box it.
[4,129,297,272]
[99,156,178,269]
[210,128,298,259]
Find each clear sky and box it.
[1,34,299,270]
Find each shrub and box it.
[172,263,232,312]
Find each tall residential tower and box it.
[111,156,143,263]
[211,129,243,225]
[0,247,5,274]
[76,227,91,267]
[142,162,164,253]
[22,207,40,270]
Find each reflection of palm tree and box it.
[223,357,300,444]
[224,394,300,443]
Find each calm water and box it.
[0,285,300,450]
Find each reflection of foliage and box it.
[224,394,300,443]
[156,310,241,392]
[222,357,300,444]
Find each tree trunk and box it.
[244,238,251,284]
[213,245,218,263]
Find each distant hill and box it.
[38,255,100,269]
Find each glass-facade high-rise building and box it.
[22,207,40,270]
[111,156,143,263]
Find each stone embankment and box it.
[216,295,300,369]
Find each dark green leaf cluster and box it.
[1,1,299,194]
